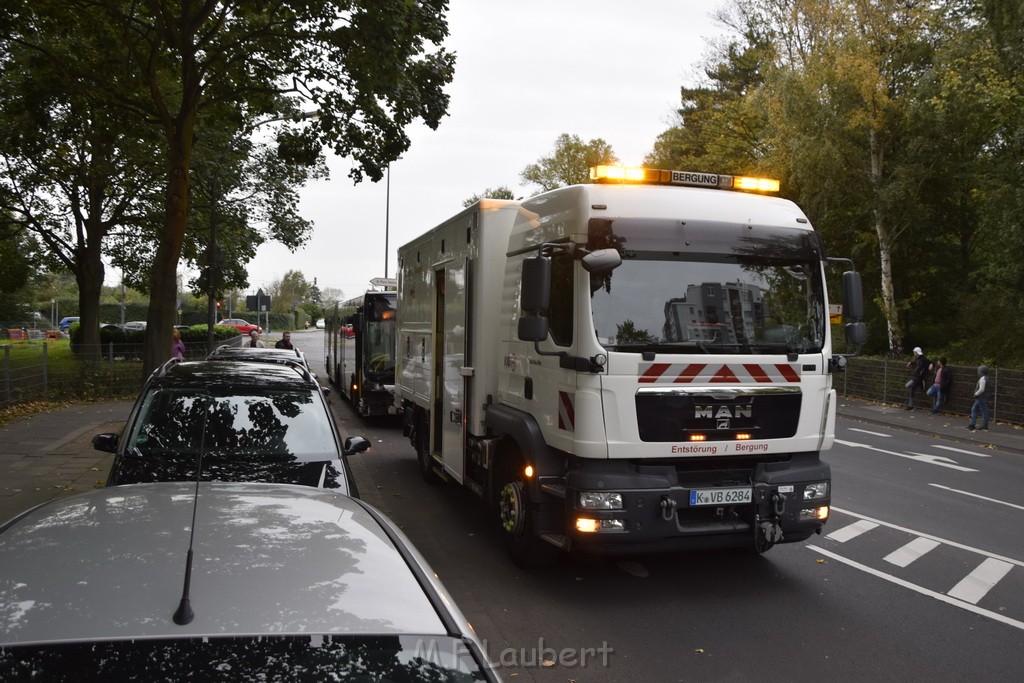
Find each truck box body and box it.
[397,172,858,565]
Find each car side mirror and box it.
[343,436,371,456]
[92,433,118,454]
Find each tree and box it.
[520,134,618,194]
[267,270,316,315]
[462,186,517,207]
[0,4,164,357]
[6,1,456,377]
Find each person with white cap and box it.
[905,346,931,410]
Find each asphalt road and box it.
[294,330,1024,681]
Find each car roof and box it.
[208,345,306,364]
[149,359,313,389]
[0,483,461,645]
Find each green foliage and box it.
[649,0,1024,366]
[520,134,618,194]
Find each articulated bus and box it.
[325,282,398,417]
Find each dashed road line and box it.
[831,506,1024,567]
[807,544,1024,632]
[931,444,991,458]
[927,483,1024,512]
[835,439,979,472]
[847,428,891,438]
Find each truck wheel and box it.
[416,418,443,485]
[498,477,560,569]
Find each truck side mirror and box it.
[845,321,867,346]
[842,271,864,321]
[518,315,549,342]
[520,256,551,313]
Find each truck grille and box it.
[636,390,801,442]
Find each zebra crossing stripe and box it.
[884,537,941,568]
[825,519,878,543]
[947,558,1014,605]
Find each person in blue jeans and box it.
[967,365,990,431]
[926,356,952,413]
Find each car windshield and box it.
[127,387,336,462]
[0,634,488,681]
[588,218,827,355]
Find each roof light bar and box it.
[589,165,780,193]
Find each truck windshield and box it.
[588,218,826,355]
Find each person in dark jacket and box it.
[275,331,293,350]
[926,356,953,413]
[967,365,990,431]
[906,347,931,410]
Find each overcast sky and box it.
[245,0,730,301]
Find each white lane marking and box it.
[835,439,979,472]
[947,558,1014,605]
[928,483,1024,512]
[826,520,879,543]
[807,545,1024,632]
[848,428,891,438]
[884,537,940,567]
[906,452,979,472]
[831,506,1024,568]
[932,444,991,458]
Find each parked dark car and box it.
[0,482,497,681]
[94,359,368,494]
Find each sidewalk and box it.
[1,396,1021,525]
[0,400,135,524]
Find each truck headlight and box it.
[803,482,829,500]
[578,491,623,510]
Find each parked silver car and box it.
[0,482,496,680]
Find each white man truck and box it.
[395,166,866,567]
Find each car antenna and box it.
[173,405,210,625]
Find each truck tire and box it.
[498,464,560,569]
[416,415,443,485]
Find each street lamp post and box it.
[384,165,390,278]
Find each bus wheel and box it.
[416,417,443,485]
[498,468,560,569]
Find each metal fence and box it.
[0,341,212,409]
[836,358,1023,426]
[3,344,1022,426]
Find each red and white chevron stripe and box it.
[638,362,801,384]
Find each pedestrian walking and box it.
[248,330,266,348]
[967,365,990,431]
[171,329,185,359]
[926,356,952,413]
[905,347,931,410]
[275,331,294,350]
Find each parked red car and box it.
[218,318,263,335]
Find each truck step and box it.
[540,533,569,549]
[540,483,566,499]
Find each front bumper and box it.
[556,454,830,555]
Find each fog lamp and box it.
[578,491,623,510]
[800,506,829,521]
[576,517,599,533]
